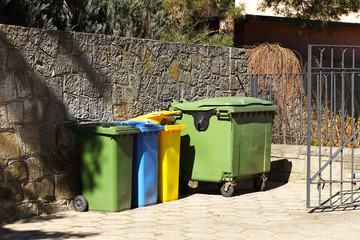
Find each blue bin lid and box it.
[115,121,164,133]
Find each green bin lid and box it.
[171,97,277,112]
[69,123,140,135]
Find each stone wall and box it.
[0,24,250,222]
[271,144,360,183]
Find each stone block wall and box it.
[0,24,250,222]
[271,144,360,183]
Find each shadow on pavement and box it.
[309,205,360,213]
[179,159,292,198]
[179,180,288,199]
[0,215,98,239]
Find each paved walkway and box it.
[1,181,360,240]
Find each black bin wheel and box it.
[220,183,234,197]
[73,195,88,212]
[253,177,266,191]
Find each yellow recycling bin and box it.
[158,124,187,202]
[129,111,186,202]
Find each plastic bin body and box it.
[158,124,186,202]
[129,111,187,202]
[170,97,277,183]
[116,121,164,207]
[72,123,139,212]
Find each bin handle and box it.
[185,110,216,132]
[216,110,231,121]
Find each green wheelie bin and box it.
[170,97,277,197]
[70,123,140,212]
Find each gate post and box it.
[306,45,312,208]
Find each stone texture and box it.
[0,206,17,223]
[46,76,64,101]
[46,102,65,123]
[78,97,90,119]
[6,48,25,72]
[0,104,9,128]
[23,182,38,200]
[34,49,55,77]
[0,165,3,183]
[55,124,72,147]
[0,185,23,202]
[64,93,79,120]
[23,98,36,122]
[32,71,49,97]
[54,54,72,75]
[43,201,70,214]
[6,101,24,124]
[16,124,41,156]
[25,155,49,181]
[15,70,32,98]
[0,73,17,103]
[51,150,75,175]
[55,174,79,199]
[0,131,20,159]
[4,161,28,183]
[15,202,39,219]
[36,98,47,121]
[38,177,55,201]
[64,74,82,95]
[0,48,7,80]
[113,104,127,120]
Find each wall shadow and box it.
[0,215,98,239]
[267,159,292,183]
[0,24,106,222]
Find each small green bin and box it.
[170,97,277,197]
[70,123,140,212]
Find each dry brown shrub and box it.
[247,43,303,99]
[247,43,302,74]
[247,43,306,144]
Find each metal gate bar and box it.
[307,44,360,209]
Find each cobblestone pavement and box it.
[1,181,360,240]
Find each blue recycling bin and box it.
[116,121,164,208]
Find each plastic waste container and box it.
[129,110,181,125]
[170,97,277,197]
[116,121,164,207]
[70,123,140,212]
[129,111,187,202]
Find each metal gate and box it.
[307,44,360,209]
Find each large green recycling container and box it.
[170,97,277,196]
[71,123,140,212]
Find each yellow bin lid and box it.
[163,124,187,131]
[129,110,181,125]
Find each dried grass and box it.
[246,43,305,144]
[247,43,303,100]
[247,43,302,74]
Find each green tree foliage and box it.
[259,0,360,30]
[0,0,244,46]
[162,0,244,46]
[0,0,169,40]
[67,0,170,39]
[0,0,69,30]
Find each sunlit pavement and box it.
[2,181,360,240]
